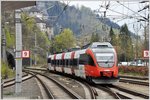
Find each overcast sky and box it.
[62,1,149,36]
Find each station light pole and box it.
[132,44,135,61]
[15,9,22,94]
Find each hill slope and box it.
[36,1,120,36]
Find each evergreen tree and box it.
[119,23,132,62]
[109,27,115,45]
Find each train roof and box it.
[90,42,113,48]
[48,42,113,58]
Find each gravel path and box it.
[3,77,42,99]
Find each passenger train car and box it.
[47,42,119,84]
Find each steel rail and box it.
[96,85,123,99]
[3,74,34,88]
[119,75,149,80]
[24,69,83,99]
[83,82,98,99]
[119,78,149,86]
[24,71,55,99]
[111,85,149,99]
[25,68,97,99]
[3,74,28,83]
[24,67,47,71]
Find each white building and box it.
[28,7,54,40]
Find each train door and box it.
[78,54,89,78]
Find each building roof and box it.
[29,6,40,13]
[2,1,36,11]
[35,17,45,23]
[46,21,53,27]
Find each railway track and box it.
[25,68,128,99]
[24,71,54,99]
[3,70,56,99]
[96,85,132,99]
[119,78,149,86]
[119,75,149,80]
[74,80,97,99]
[119,75,149,86]
[25,68,98,99]
[3,74,34,88]
[95,84,149,99]
[108,84,149,99]
[24,67,149,99]
[24,69,83,99]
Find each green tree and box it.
[53,28,76,53]
[21,12,51,64]
[5,27,14,48]
[21,12,36,49]
[90,33,99,43]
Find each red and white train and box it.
[47,42,119,84]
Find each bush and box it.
[119,66,148,76]
[1,61,15,79]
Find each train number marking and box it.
[143,50,149,58]
[22,50,30,58]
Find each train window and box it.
[51,60,53,65]
[68,60,70,67]
[52,60,53,65]
[59,60,60,66]
[73,59,78,66]
[77,59,79,66]
[53,60,54,65]
[66,59,68,67]
[79,54,88,64]
[56,60,57,65]
[97,45,108,48]
[70,59,72,66]
[57,60,59,66]
[88,55,95,66]
[53,60,55,65]
[56,60,57,66]
[54,60,56,65]
[62,60,65,66]
[47,58,51,63]
[60,60,62,66]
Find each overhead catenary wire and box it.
[100,4,147,24]
[116,1,148,21]
[53,1,71,26]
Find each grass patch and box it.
[1,61,15,79]
[4,92,14,95]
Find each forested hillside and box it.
[37,1,120,36]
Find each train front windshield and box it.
[95,53,115,68]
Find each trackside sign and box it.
[143,50,149,58]
[22,50,30,58]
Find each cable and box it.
[116,1,148,21]
[39,5,55,14]
[101,5,134,19]
[53,1,71,26]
